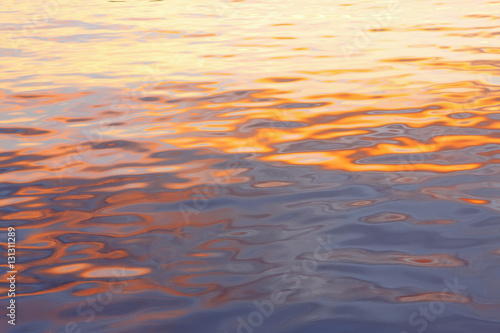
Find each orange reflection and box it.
[398,292,471,303]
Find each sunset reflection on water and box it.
[1,0,500,332]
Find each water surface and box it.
[1,0,500,332]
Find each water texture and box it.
[1,0,500,332]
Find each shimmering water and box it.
[1,0,500,332]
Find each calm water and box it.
[1,0,500,332]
